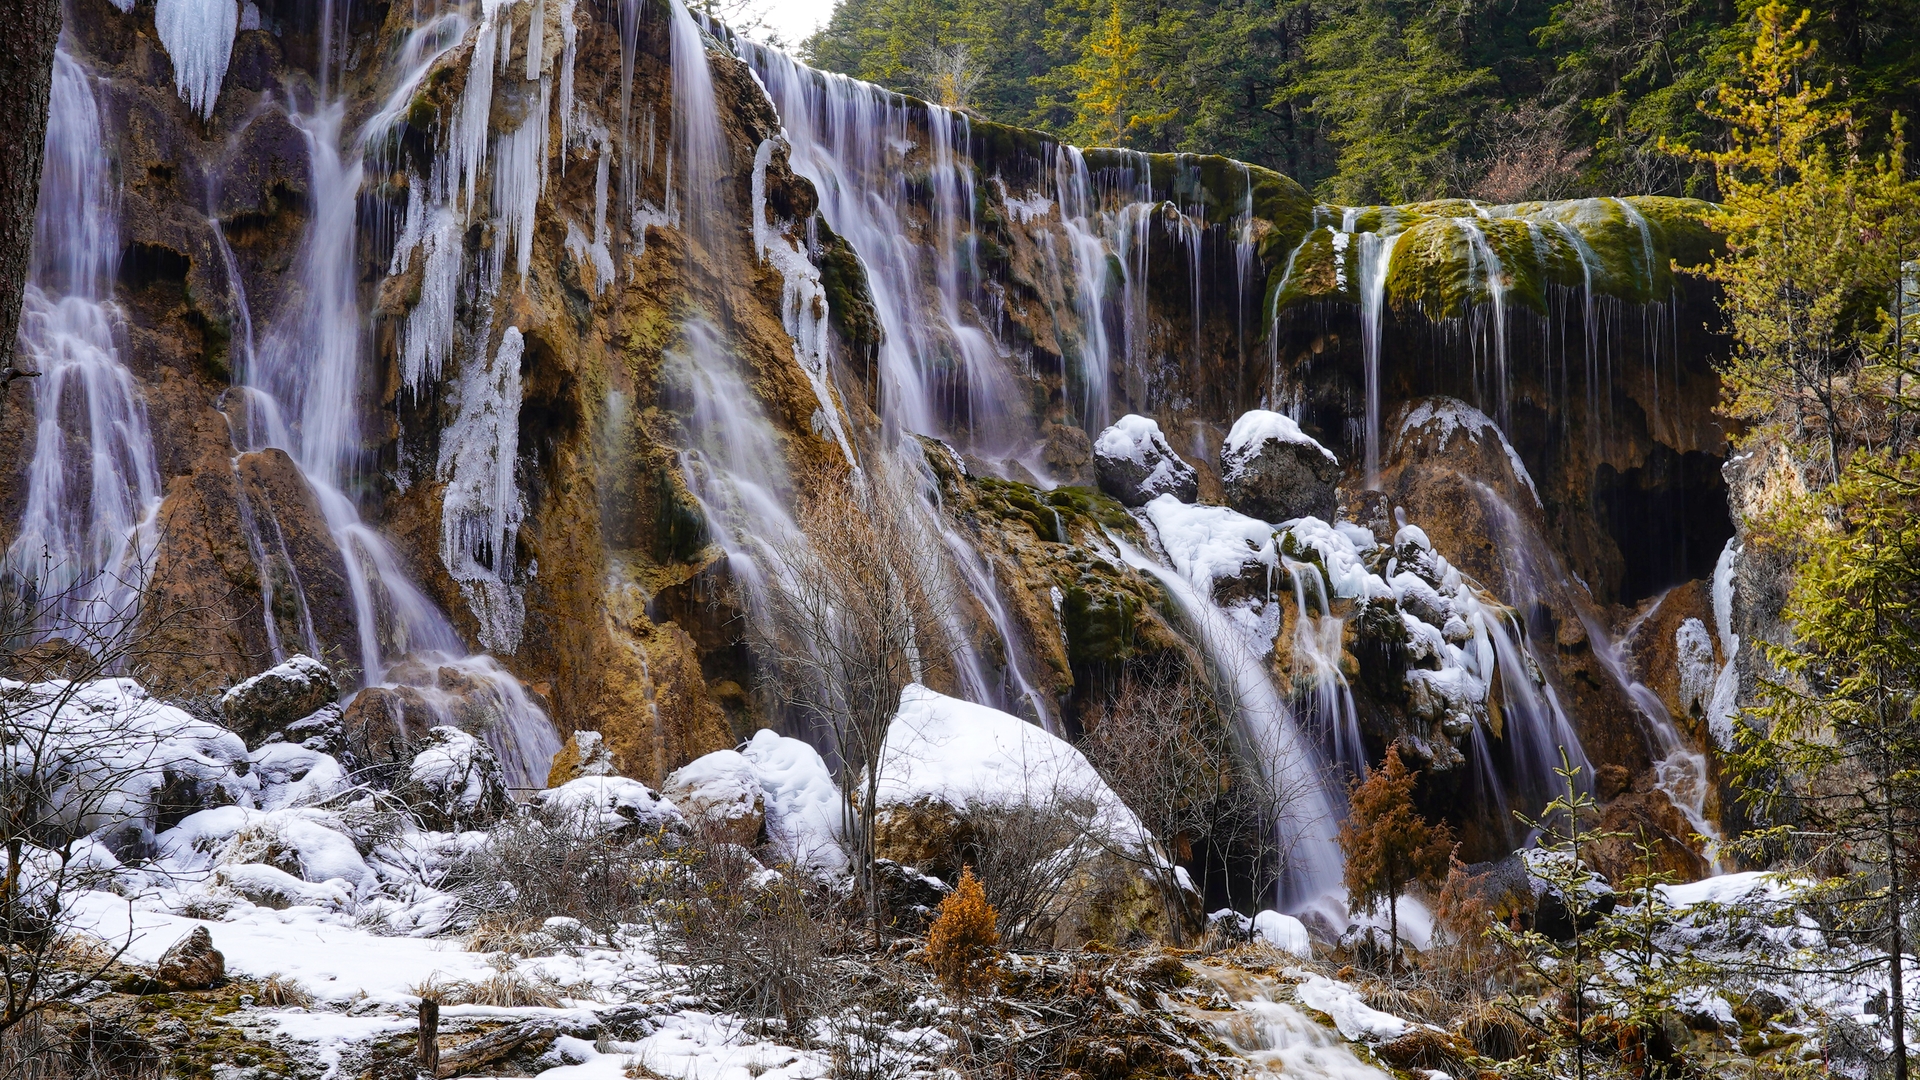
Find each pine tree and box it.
[1339,745,1455,967]
[1731,449,1920,1080]
[927,867,1001,998]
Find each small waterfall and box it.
[1112,528,1343,912]
[1282,558,1366,781]
[6,48,163,645]
[1053,145,1116,433]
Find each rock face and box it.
[221,655,337,744]
[1221,410,1340,522]
[156,926,224,990]
[546,730,617,786]
[1094,415,1199,506]
[402,727,510,831]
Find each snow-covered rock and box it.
[1094,414,1198,507]
[402,726,509,831]
[2,677,256,856]
[546,729,616,785]
[877,684,1145,851]
[220,655,337,742]
[530,775,684,837]
[737,728,847,876]
[1221,410,1340,524]
[1141,495,1278,605]
[250,742,347,811]
[665,749,766,846]
[1253,909,1313,957]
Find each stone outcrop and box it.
[1094,415,1199,507]
[155,927,224,990]
[1221,410,1340,523]
[401,727,511,831]
[220,654,337,744]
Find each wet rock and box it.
[546,729,617,786]
[1042,423,1095,486]
[1221,410,1340,522]
[401,726,510,831]
[221,654,336,743]
[156,926,224,990]
[1093,415,1198,506]
[1582,789,1710,885]
[663,749,766,846]
[337,685,427,769]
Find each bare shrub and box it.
[442,807,670,942]
[960,799,1095,948]
[653,839,833,1031]
[913,42,985,111]
[409,970,566,1009]
[1081,659,1311,941]
[747,459,961,940]
[1471,102,1593,203]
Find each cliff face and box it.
[6,0,1733,876]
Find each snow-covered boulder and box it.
[874,685,1193,946]
[1221,410,1340,523]
[401,726,509,831]
[737,728,847,876]
[1094,415,1198,507]
[220,654,337,742]
[665,749,766,846]
[1140,495,1278,605]
[1253,909,1313,957]
[251,741,347,811]
[1,677,256,857]
[530,776,684,838]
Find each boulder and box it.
[530,776,685,838]
[221,655,337,743]
[1093,415,1198,506]
[1220,410,1340,523]
[1252,910,1313,957]
[156,926,224,990]
[402,727,510,831]
[664,749,766,846]
[547,730,617,787]
[1582,789,1711,885]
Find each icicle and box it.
[558,0,579,157]
[154,0,239,119]
[564,130,614,292]
[751,138,856,467]
[525,0,545,79]
[439,327,527,654]
[451,0,508,215]
[492,75,551,285]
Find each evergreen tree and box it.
[1731,450,1920,1080]
[1339,744,1454,965]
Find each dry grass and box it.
[409,970,566,1009]
[252,972,315,1009]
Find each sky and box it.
[749,0,838,49]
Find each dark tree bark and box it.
[0,0,61,384]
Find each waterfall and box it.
[1053,146,1116,433]
[1282,558,1366,781]
[222,12,560,788]
[6,48,163,646]
[1112,531,1344,913]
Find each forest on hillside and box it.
[796,0,1920,202]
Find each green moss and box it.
[651,465,710,564]
[1044,485,1133,530]
[1060,579,1140,667]
[817,217,880,369]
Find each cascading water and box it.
[7,48,163,645]
[219,5,560,788]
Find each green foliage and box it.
[802,0,1917,202]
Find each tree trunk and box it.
[0,0,61,382]
[416,999,440,1079]
[1887,771,1909,1080]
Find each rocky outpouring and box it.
[1094,415,1199,507]
[401,727,510,831]
[1221,410,1340,523]
[220,655,337,744]
[156,926,224,990]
